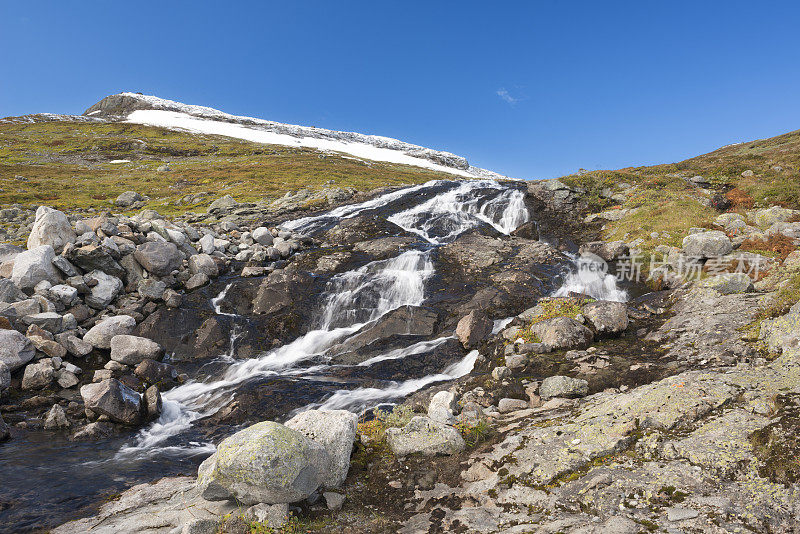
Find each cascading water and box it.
[120,179,531,456]
[552,254,628,302]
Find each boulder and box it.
[681,231,733,259]
[134,359,178,387]
[56,333,93,357]
[285,409,358,488]
[207,195,239,214]
[0,329,36,371]
[134,242,183,277]
[66,244,126,278]
[83,315,136,349]
[11,245,61,290]
[21,359,55,390]
[581,301,629,335]
[498,398,529,413]
[196,421,330,505]
[84,270,123,309]
[188,253,218,277]
[578,241,630,262]
[0,278,27,303]
[428,390,458,424]
[27,207,76,253]
[138,279,167,301]
[698,273,753,294]
[385,416,466,457]
[455,310,493,349]
[185,273,209,290]
[110,334,163,365]
[43,404,70,429]
[143,385,162,421]
[752,206,796,229]
[80,378,144,425]
[529,317,593,350]
[22,311,64,333]
[115,191,144,207]
[539,375,589,399]
[252,227,274,246]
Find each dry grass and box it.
[0,120,458,215]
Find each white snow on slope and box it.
[126,109,477,177]
[113,92,510,179]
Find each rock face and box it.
[80,379,144,425]
[455,310,493,349]
[197,421,330,505]
[681,230,733,258]
[27,207,76,253]
[134,242,183,277]
[385,416,466,456]
[539,375,589,399]
[581,301,628,334]
[698,272,753,294]
[11,245,60,290]
[83,315,137,349]
[110,335,163,365]
[284,409,358,488]
[529,317,593,350]
[0,329,36,371]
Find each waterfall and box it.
[119,180,530,455]
[552,254,628,302]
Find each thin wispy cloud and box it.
[496,87,520,105]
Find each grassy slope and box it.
[0,120,456,216]
[560,128,800,250]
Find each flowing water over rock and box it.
[0,178,623,532]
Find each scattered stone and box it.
[539,375,589,399]
[385,416,465,457]
[110,334,163,365]
[681,230,733,258]
[43,404,70,429]
[529,317,593,350]
[11,245,61,290]
[83,315,136,349]
[0,329,36,371]
[244,503,289,528]
[498,398,529,413]
[323,492,345,511]
[22,359,55,390]
[581,301,628,334]
[80,379,144,425]
[27,207,77,253]
[427,390,458,424]
[455,310,493,349]
[134,241,183,277]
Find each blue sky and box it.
[2,1,800,179]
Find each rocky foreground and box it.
[2,178,800,533]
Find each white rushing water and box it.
[387,180,529,244]
[552,254,628,302]
[120,180,530,456]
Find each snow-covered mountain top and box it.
[81,92,510,179]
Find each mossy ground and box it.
[0,120,457,216]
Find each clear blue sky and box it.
[2,1,800,179]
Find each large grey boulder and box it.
[84,270,123,309]
[110,335,163,365]
[196,421,330,505]
[134,242,183,277]
[0,278,27,303]
[455,310,493,349]
[11,245,61,290]
[27,207,76,254]
[66,244,126,278]
[0,329,36,371]
[115,191,144,207]
[80,378,144,425]
[539,375,589,400]
[752,206,796,229]
[285,409,358,488]
[83,315,136,349]
[21,359,55,390]
[681,231,733,258]
[529,317,593,350]
[385,416,465,457]
[582,301,628,335]
[252,227,274,246]
[188,253,218,277]
[698,273,753,294]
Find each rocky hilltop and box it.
[1,98,800,534]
